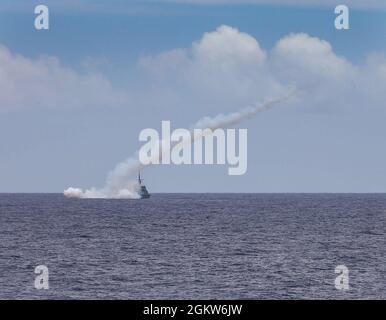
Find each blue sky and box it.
[1,1,386,193]
[1,3,385,63]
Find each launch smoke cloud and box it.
[63,91,296,199]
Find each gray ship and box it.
[137,172,150,199]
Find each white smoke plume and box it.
[63,90,296,199]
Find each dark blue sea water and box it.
[0,193,385,299]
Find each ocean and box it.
[0,193,385,299]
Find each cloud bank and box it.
[2,25,385,113]
[140,25,386,113]
[0,45,127,111]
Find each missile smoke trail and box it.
[64,90,296,199]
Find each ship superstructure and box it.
[137,172,150,199]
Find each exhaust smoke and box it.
[64,90,296,199]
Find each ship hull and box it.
[139,185,150,198]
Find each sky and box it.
[0,0,386,193]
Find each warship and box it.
[137,172,150,199]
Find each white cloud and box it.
[138,25,386,112]
[193,25,266,65]
[140,25,282,110]
[2,25,386,114]
[0,45,127,111]
[272,33,353,81]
